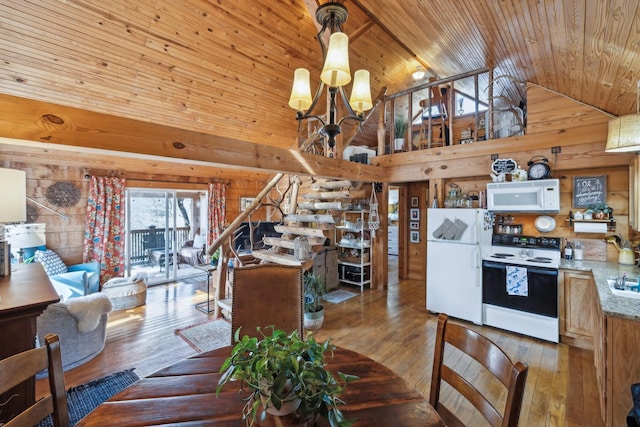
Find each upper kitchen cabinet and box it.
[630,156,640,231]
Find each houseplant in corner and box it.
[216,327,357,427]
[303,272,326,330]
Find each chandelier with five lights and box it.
[288,2,373,157]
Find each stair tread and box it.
[285,214,336,223]
[251,250,314,268]
[263,236,326,249]
[274,225,328,237]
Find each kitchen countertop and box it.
[560,259,640,321]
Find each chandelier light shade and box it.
[605,80,640,152]
[289,2,373,156]
[289,68,313,112]
[349,70,373,114]
[320,32,351,87]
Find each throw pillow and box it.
[35,249,68,276]
[192,234,207,248]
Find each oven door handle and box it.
[482,260,558,276]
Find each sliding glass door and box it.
[126,189,206,285]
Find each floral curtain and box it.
[208,182,226,245]
[84,176,126,283]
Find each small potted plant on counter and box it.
[303,272,326,330]
[216,327,358,427]
[587,203,613,220]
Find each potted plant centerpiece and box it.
[217,327,357,427]
[303,272,326,330]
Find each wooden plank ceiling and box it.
[0,0,639,174]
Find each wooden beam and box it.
[377,124,634,183]
[0,94,384,182]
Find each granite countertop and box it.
[560,259,640,321]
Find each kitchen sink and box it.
[607,278,640,299]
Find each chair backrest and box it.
[231,263,304,343]
[429,314,528,427]
[0,334,70,427]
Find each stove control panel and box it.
[492,233,561,251]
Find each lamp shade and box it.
[605,114,640,152]
[288,68,313,112]
[349,70,373,114]
[321,32,351,87]
[0,168,26,223]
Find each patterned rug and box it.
[37,369,139,426]
[176,318,231,352]
[323,289,358,304]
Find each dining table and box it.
[77,345,445,426]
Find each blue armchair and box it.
[33,249,100,300]
[50,262,100,298]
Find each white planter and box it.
[304,308,325,330]
[260,380,301,416]
[394,138,405,151]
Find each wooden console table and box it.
[0,263,59,424]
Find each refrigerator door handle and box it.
[474,246,482,287]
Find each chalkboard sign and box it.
[573,175,606,207]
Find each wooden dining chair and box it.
[231,263,304,343]
[429,313,528,427]
[0,334,70,427]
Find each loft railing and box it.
[383,68,526,154]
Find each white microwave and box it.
[486,178,560,213]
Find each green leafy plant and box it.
[393,117,408,139]
[588,203,612,214]
[304,272,326,314]
[211,247,221,265]
[216,327,358,427]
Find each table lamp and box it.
[0,168,27,276]
[7,224,45,263]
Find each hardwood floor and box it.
[37,274,602,426]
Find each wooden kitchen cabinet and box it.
[630,155,639,230]
[0,264,59,423]
[592,289,606,425]
[559,269,595,349]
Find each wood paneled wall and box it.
[0,160,270,267]
[1,162,88,264]
[400,84,635,277]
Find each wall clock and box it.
[527,156,551,180]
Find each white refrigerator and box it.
[426,208,493,324]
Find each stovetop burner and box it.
[491,253,515,258]
[486,234,561,268]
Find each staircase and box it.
[251,179,366,268]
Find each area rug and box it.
[176,318,231,352]
[323,289,358,304]
[37,369,139,426]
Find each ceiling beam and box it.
[0,93,384,182]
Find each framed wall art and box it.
[411,196,419,207]
[410,221,419,230]
[240,197,255,212]
[572,175,606,208]
[410,208,420,221]
[410,230,420,243]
